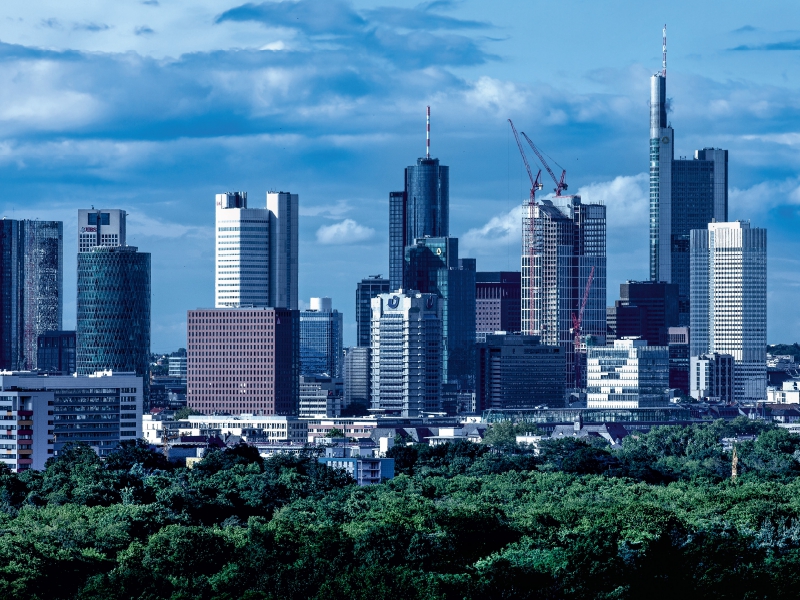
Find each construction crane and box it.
[508,119,543,337]
[571,266,595,389]
[520,131,568,196]
[507,119,543,203]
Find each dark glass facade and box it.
[0,220,63,371]
[404,237,476,391]
[299,309,343,377]
[77,246,151,383]
[668,326,689,395]
[389,157,449,291]
[476,271,521,337]
[37,331,76,374]
[607,281,678,346]
[356,276,389,347]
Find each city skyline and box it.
[0,1,797,350]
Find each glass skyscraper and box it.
[649,41,728,323]
[77,246,151,382]
[404,237,476,392]
[299,297,343,377]
[389,157,449,291]
[0,219,63,371]
[356,275,389,347]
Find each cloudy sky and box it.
[1,0,798,350]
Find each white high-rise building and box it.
[370,291,441,417]
[586,338,669,408]
[214,191,298,309]
[78,209,126,252]
[690,221,767,402]
[521,195,606,390]
[267,191,299,310]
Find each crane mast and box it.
[520,131,568,196]
[571,266,595,390]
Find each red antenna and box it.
[521,131,568,196]
[571,266,595,389]
[426,106,430,158]
[662,24,667,77]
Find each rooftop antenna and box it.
[662,24,667,77]
[426,105,430,159]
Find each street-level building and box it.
[691,353,735,403]
[586,338,669,409]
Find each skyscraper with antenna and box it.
[389,106,449,291]
[649,24,728,324]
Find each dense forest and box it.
[3,418,800,599]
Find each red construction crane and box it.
[507,119,542,203]
[571,266,595,389]
[520,131,568,196]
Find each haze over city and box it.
[0,0,798,350]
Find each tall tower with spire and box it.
[649,25,728,324]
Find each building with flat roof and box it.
[607,281,678,346]
[476,271,521,341]
[78,209,126,252]
[143,413,307,445]
[299,297,343,378]
[476,333,565,410]
[343,346,370,409]
[586,338,669,409]
[187,307,299,415]
[37,331,76,375]
[691,353,734,403]
[356,276,390,348]
[299,374,344,418]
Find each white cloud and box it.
[127,213,212,239]
[460,205,521,256]
[577,173,648,229]
[316,218,375,244]
[464,76,529,114]
[729,177,800,218]
[300,199,351,218]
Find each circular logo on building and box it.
[661,136,670,144]
[388,296,400,309]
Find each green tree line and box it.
[2,417,800,598]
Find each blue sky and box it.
[0,0,798,350]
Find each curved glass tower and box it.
[77,246,150,379]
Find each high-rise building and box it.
[187,307,299,415]
[522,195,606,389]
[356,276,390,347]
[404,237,476,391]
[0,220,63,371]
[668,326,690,395]
[76,246,151,385]
[37,331,76,375]
[690,221,767,402]
[388,109,449,291]
[370,291,441,417]
[214,191,298,309]
[300,297,343,377]
[476,272,521,341]
[606,281,678,346]
[299,374,344,418]
[649,28,728,323]
[343,346,371,409]
[690,353,734,402]
[586,338,669,408]
[78,209,126,252]
[267,191,299,310]
[476,333,565,411]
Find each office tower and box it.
[668,326,690,395]
[649,28,728,323]
[267,191,299,310]
[37,331,76,375]
[690,221,767,402]
[299,374,344,418]
[300,297,343,377]
[0,371,143,467]
[404,237,476,391]
[606,281,679,346]
[215,192,270,308]
[356,275,390,347]
[586,338,669,408]
[343,346,371,408]
[690,353,734,402]
[476,333,565,411]
[522,195,606,389]
[476,271,521,342]
[78,209,126,251]
[187,307,299,415]
[370,291,441,417]
[76,246,151,384]
[214,191,298,310]
[388,108,449,291]
[0,219,63,371]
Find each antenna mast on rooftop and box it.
[426,106,431,159]
[662,24,667,77]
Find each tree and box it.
[326,428,345,438]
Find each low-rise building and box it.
[586,338,669,408]
[299,375,344,418]
[143,413,307,445]
[317,443,394,485]
[767,379,800,404]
